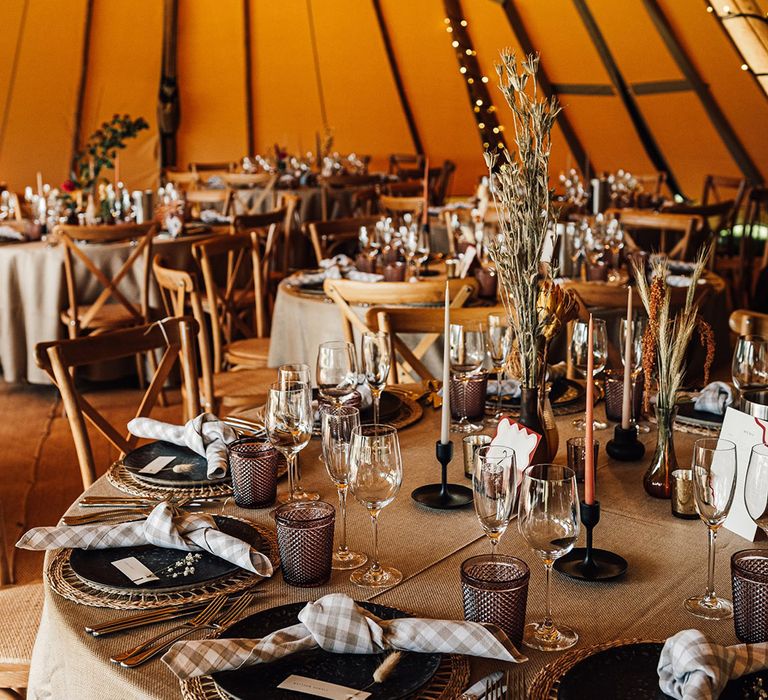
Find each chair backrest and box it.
[304,216,380,264]
[189,161,237,173]
[702,174,747,215]
[34,317,201,489]
[432,160,456,206]
[323,276,478,345]
[233,205,291,280]
[222,173,277,216]
[730,309,768,336]
[55,223,156,335]
[389,153,425,175]
[191,232,265,373]
[609,209,702,261]
[379,194,425,222]
[184,188,234,218]
[350,186,379,217]
[164,170,200,189]
[366,304,505,383]
[635,172,667,198]
[384,180,424,197]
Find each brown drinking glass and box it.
[275,501,336,587]
[604,369,643,423]
[450,373,488,426]
[227,439,278,508]
[732,549,768,643]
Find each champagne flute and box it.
[321,406,367,570]
[571,318,608,430]
[450,321,487,433]
[518,464,580,651]
[487,314,513,420]
[316,341,358,406]
[416,227,431,279]
[732,335,768,407]
[685,438,737,620]
[362,331,391,424]
[265,382,318,503]
[473,445,516,554]
[348,424,403,588]
[619,317,650,433]
[745,443,768,536]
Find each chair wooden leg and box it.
[143,349,167,407]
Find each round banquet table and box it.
[28,403,746,699]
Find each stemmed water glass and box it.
[265,382,316,503]
[321,406,367,570]
[348,424,403,588]
[518,464,580,651]
[746,443,768,536]
[362,331,391,424]
[619,317,650,432]
[415,227,431,279]
[571,318,608,430]
[685,438,737,620]
[487,314,513,420]
[449,321,487,433]
[472,445,516,555]
[732,335,768,407]
[316,341,358,406]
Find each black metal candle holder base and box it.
[554,500,628,581]
[411,440,473,510]
[606,425,645,462]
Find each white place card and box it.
[721,406,768,541]
[277,675,371,700]
[138,455,175,475]
[111,556,159,585]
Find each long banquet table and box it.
[28,404,748,699]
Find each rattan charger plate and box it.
[180,653,469,700]
[46,518,279,610]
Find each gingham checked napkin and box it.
[658,629,768,700]
[290,256,383,286]
[487,378,521,399]
[16,502,273,577]
[127,413,236,479]
[162,593,526,679]
[693,382,733,415]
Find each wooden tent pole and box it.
[499,0,594,180]
[642,0,763,185]
[371,0,423,155]
[71,0,94,173]
[0,1,29,163]
[572,0,684,198]
[243,0,255,157]
[158,0,180,170]
[306,0,329,131]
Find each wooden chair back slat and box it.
[305,216,380,264]
[730,309,768,337]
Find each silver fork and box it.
[117,592,255,668]
[110,594,228,665]
[507,670,527,699]
[485,671,507,700]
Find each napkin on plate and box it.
[487,378,521,399]
[658,629,768,700]
[127,413,237,479]
[0,225,25,241]
[693,382,733,415]
[162,592,526,679]
[16,502,273,577]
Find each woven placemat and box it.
[180,652,470,700]
[46,520,279,610]
[528,638,662,700]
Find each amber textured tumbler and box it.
[732,550,768,643]
[227,439,278,509]
[275,501,336,587]
[450,373,488,422]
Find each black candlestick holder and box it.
[606,424,645,462]
[554,500,628,581]
[411,440,473,509]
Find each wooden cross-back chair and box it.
[389,153,425,177]
[189,161,237,174]
[319,174,380,221]
[661,200,734,266]
[35,317,201,489]
[184,189,233,219]
[379,195,425,225]
[153,256,276,412]
[191,232,269,373]
[222,173,277,216]
[608,209,702,261]
[55,223,157,340]
[383,180,424,197]
[366,304,505,383]
[702,174,747,226]
[304,216,380,264]
[432,160,456,206]
[350,186,379,217]
[164,170,200,191]
[634,172,667,200]
[730,309,768,337]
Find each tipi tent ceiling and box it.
[0,0,765,197]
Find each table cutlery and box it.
[223,417,266,435]
[460,671,505,700]
[63,508,151,526]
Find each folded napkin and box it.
[658,629,768,700]
[694,382,733,415]
[487,378,521,399]
[127,413,236,479]
[199,209,232,225]
[288,265,383,287]
[16,502,273,577]
[0,225,25,241]
[163,592,525,679]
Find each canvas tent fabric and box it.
[0,0,765,197]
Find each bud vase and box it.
[644,405,678,499]
[518,387,554,465]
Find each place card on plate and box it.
[111,556,160,585]
[277,675,371,700]
[138,455,175,475]
[721,406,768,541]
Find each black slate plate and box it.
[69,516,267,593]
[123,441,228,486]
[557,642,767,699]
[361,391,403,423]
[676,401,724,428]
[494,377,585,409]
[212,601,441,700]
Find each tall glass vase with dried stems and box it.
[486,51,578,463]
[633,247,715,498]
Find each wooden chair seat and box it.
[60,302,150,331]
[0,581,44,696]
[224,337,270,368]
[212,366,276,408]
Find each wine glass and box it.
[362,331,391,424]
[473,445,516,554]
[277,363,311,387]
[321,406,367,570]
[745,443,768,536]
[571,318,608,430]
[685,438,738,620]
[415,227,431,279]
[732,335,768,407]
[316,341,358,406]
[404,228,418,282]
[619,317,650,433]
[265,382,318,503]
[487,314,513,420]
[518,464,580,651]
[348,424,403,588]
[450,321,487,433]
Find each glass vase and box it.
[519,387,553,465]
[644,405,678,499]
